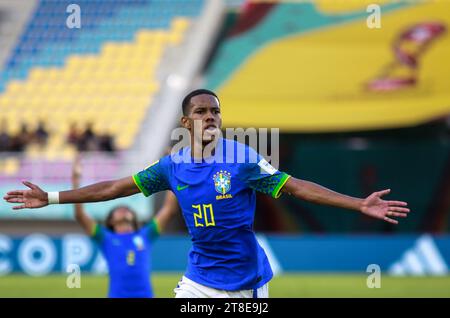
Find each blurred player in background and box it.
[4,89,410,298]
[71,156,178,298]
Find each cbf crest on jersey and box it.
[213,170,233,200]
[133,235,145,251]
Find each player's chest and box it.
[169,164,245,203]
[106,234,148,253]
[104,235,150,266]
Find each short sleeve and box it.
[132,159,170,197]
[141,219,160,241]
[91,223,106,243]
[240,154,291,199]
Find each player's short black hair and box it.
[105,205,139,232]
[182,89,219,116]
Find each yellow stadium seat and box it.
[0,16,192,158]
[61,145,76,161]
[3,158,20,175]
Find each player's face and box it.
[182,94,222,143]
[111,207,135,233]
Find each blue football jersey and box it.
[133,138,290,290]
[92,220,158,298]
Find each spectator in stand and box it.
[78,122,98,152]
[10,122,33,152]
[98,130,116,153]
[67,123,116,153]
[34,120,49,147]
[0,119,11,152]
[67,122,81,148]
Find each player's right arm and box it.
[3,175,140,210]
[3,159,169,210]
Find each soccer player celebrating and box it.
[3,89,409,298]
[71,156,178,298]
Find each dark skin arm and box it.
[281,177,409,224]
[2,165,409,225]
[3,177,140,210]
[153,191,179,233]
[71,158,178,235]
[72,156,96,235]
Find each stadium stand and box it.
[0,0,204,181]
[0,0,213,229]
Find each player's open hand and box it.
[3,181,48,210]
[360,189,409,224]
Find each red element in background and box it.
[367,22,446,92]
[394,22,446,68]
[228,2,276,38]
[368,77,416,91]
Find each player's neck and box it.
[190,137,219,161]
[114,224,135,233]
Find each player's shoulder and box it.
[159,154,172,166]
[222,137,248,149]
[221,138,260,164]
[221,138,257,154]
[164,146,191,165]
[91,224,113,242]
[142,155,172,170]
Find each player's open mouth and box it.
[204,125,217,131]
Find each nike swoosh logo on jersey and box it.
[177,184,189,191]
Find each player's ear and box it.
[181,116,191,130]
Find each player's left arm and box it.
[281,177,410,224]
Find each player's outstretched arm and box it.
[72,156,96,235]
[281,177,409,224]
[3,176,140,210]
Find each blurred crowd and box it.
[0,119,48,152]
[66,122,115,152]
[0,119,115,153]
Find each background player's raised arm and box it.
[281,177,409,224]
[153,191,179,233]
[72,156,96,235]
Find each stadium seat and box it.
[0,0,203,167]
